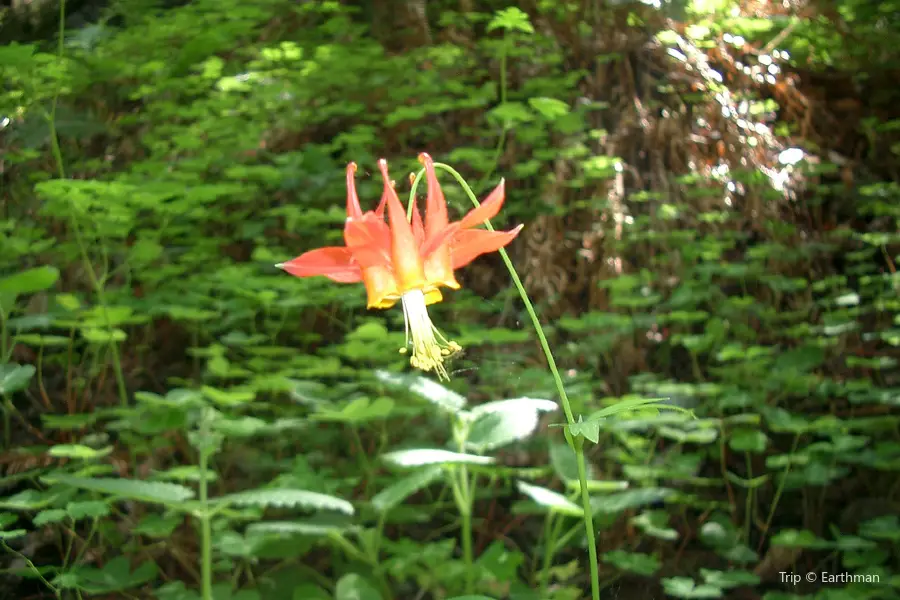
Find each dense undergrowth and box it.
[1,0,899,599]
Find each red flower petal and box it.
[418,153,450,237]
[279,247,362,283]
[450,224,524,270]
[346,162,363,219]
[458,180,506,230]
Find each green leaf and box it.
[568,414,600,444]
[217,489,353,514]
[486,7,534,33]
[133,513,183,538]
[312,397,394,423]
[632,510,678,541]
[728,429,768,453]
[33,508,68,526]
[201,385,256,406]
[376,370,466,413]
[0,43,36,67]
[61,556,157,594]
[466,397,557,452]
[0,363,36,394]
[700,569,760,588]
[603,550,661,576]
[80,327,127,343]
[549,441,593,482]
[662,577,722,598]
[516,481,582,517]
[152,466,219,483]
[382,449,494,468]
[334,573,382,600]
[48,444,113,460]
[371,466,442,513]
[247,517,352,537]
[528,97,570,120]
[0,266,59,296]
[42,475,194,506]
[66,501,110,521]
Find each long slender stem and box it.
[435,163,599,599]
[46,0,129,408]
[198,418,213,600]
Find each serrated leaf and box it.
[382,449,494,467]
[371,466,442,513]
[247,516,352,537]
[217,489,353,514]
[41,475,194,505]
[516,481,582,517]
[466,398,557,452]
[376,371,466,413]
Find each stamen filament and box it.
[398,289,461,380]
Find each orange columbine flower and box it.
[278,154,523,380]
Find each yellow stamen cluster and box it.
[399,289,461,381]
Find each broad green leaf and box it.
[33,508,68,526]
[728,429,768,453]
[549,441,593,481]
[0,266,59,296]
[603,550,661,576]
[334,573,382,600]
[515,481,582,517]
[371,466,442,513]
[66,501,110,520]
[0,43,36,67]
[466,397,557,452]
[42,475,194,505]
[376,371,466,413]
[486,7,534,33]
[528,97,570,120]
[0,364,36,394]
[217,489,353,514]
[382,449,494,468]
[0,487,65,510]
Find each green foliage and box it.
[1,0,899,599]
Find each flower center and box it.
[399,289,461,381]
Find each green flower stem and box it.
[432,162,600,600]
[197,418,214,600]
